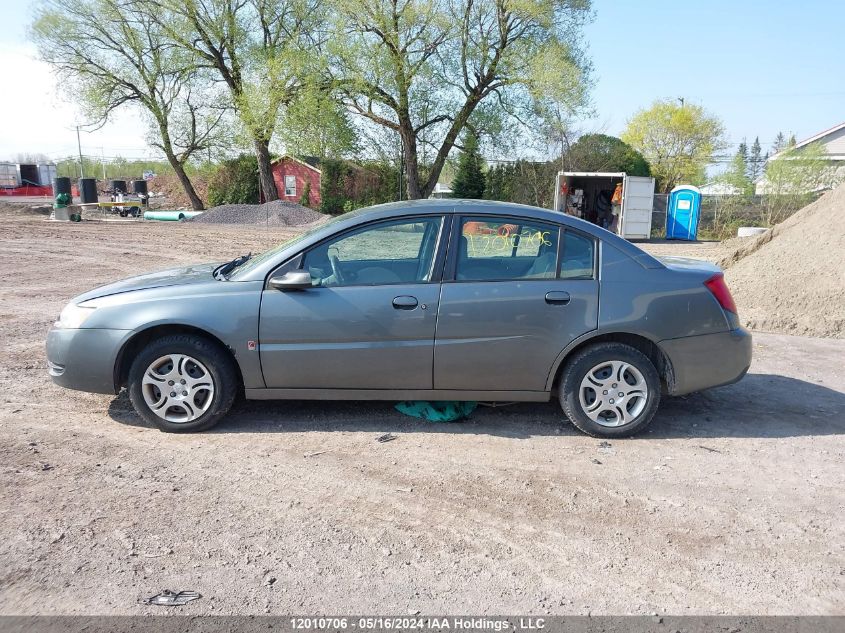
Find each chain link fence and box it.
[649,193,821,240]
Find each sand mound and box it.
[719,185,845,338]
[190,199,326,226]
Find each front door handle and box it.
[545,291,570,305]
[392,295,418,310]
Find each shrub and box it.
[299,181,312,207]
[207,154,260,207]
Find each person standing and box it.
[610,182,623,234]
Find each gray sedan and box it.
[46,200,751,437]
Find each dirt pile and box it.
[719,184,845,338]
[189,199,326,226]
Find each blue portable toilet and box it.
[666,185,702,240]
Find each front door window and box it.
[303,217,443,287]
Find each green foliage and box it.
[299,181,312,207]
[31,0,227,209]
[748,136,765,183]
[451,133,485,199]
[718,145,754,196]
[320,159,401,215]
[279,85,359,159]
[622,99,726,193]
[329,0,591,198]
[319,159,348,215]
[566,134,651,176]
[761,142,839,225]
[54,156,178,180]
[207,154,260,206]
[484,161,558,208]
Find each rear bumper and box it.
[659,327,752,396]
[46,327,131,394]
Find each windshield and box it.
[226,216,343,279]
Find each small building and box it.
[699,181,743,196]
[756,121,845,194]
[271,155,322,207]
[429,182,453,199]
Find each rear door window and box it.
[455,217,560,281]
[560,230,595,280]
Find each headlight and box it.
[55,303,96,329]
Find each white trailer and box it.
[553,171,655,240]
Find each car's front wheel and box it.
[128,334,237,432]
[559,342,661,438]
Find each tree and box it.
[32,0,228,209]
[451,132,485,198]
[329,0,591,199]
[748,136,764,183]
[565,133,650,176]
[207,154,260,206]
[772,131,786,154]
[760,142,839,225]
[621,99,726,192]
[719,144,753,196]
[278,84,359,159]
[154,0,325,201]
[484,160,557,207]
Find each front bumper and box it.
[46,327,131,394]
[659,327,752,396]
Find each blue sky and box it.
[584,0,844,157]
[1,0,842,166]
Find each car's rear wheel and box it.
[559,342,660,438]
[128,334,237,432]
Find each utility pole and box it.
[76,125,84,178]
[677,97,685,108]
[101,147,107,180]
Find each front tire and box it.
[559,342,661,438]
[128,334,237,432]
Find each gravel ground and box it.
[0,215,843,615]
[189,200,327,226]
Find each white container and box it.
[553,171,656,239]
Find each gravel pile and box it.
[189,199,326,226]
[720,183,845,338]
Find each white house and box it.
[756,121,845,194]
[699,181,743,196]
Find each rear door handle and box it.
[392,295,418,310]
[545,291,570,305]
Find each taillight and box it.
[704,273,737,314]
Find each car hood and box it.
[73,262,220,303]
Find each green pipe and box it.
[143,211,204,221]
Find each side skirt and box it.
[244,388,551,402]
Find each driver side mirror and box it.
[268,270,313,291]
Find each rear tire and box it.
[559,342,661,438]
[128,334,237,432]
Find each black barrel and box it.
[78,178,98,204]
[132,179,148,195]
[53,177,72,196]
[109,179,127,193]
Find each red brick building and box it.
[271,156,321,207]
